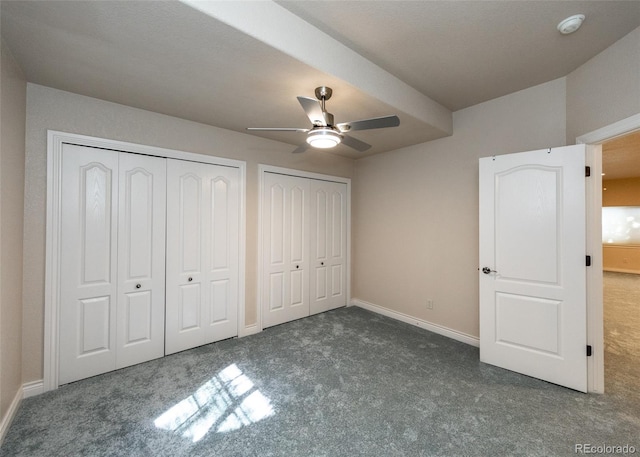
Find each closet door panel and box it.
[312,187,329,304]
[267,183,286,315]
[290,269,304,306]
[179,174,202,273]
[116,153,166,368]
[211,177,230,270]
[166,160,239,354]
[180,283,201,330]
[329,188,347,304]
[166,163,206,353]
[269,273,285,312]
[315,268,328,301]
[310,181,348,314]
[206,167,239,341]
[331,265,344,298]
[59,144,119,384]
[290,186,306,264]
[288,182,309,314]
[124,292,152,342]
[262,173,310,328]
[211,279,230,323]
[78,296,111,354]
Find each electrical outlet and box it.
[427,299,434,310]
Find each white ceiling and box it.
[278,1,640,111]
[2,0,639,159]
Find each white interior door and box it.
[310,180,347,314]
[59,144,119,384]
[479,144,588,392]
[116,153,166,368]
[262,173,311,328]
[165,159,239,354]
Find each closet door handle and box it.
[320,262,324,266]
[135,284,141,289]
[188,277,193,282]
[296,265,299,269]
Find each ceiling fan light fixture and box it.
[247,86,397,153]
[306,128,342,148]
[557,14,585,35]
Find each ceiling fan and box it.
[247,86,400,153]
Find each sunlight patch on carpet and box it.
[154,364,275,442]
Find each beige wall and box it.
[567,26,640,143]
[602,177,640,273]
[23,83,354,383]
[603,246,640,274]
[0,39,26,426]
[352,24,640,341]
[602,177,640,206]
[352,78,567,338]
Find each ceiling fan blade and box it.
[246,127,309,132]
[292,143,309,154]
[297,96,327,127]
[337,115,400,132]
[341,135,371,152]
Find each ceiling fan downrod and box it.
[314,86,334,126]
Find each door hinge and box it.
[585,166,591,177]
[587,345,593,357]
[586,255,592,267]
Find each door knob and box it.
[136,284,141,289]
[188,277,193,282]
[481,267,497,274]
[321,262,324,266]
[296,265,299,269]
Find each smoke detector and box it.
[557,14,585,35]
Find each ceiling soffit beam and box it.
[179,0,453,137]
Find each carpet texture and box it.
[2,305,639,456]
[604,271,640,399]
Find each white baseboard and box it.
[23,380,44,399]
[603,267,640,275]
[351,299,479,347]
[0,387,22,446]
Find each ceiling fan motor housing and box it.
[315,86,333,101]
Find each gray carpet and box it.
[2,306,639,457]
[604,271,640,399]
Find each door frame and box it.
[257,165,351,332]
[577,113,640,393]
[44,130,247,392]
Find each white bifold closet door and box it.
[309,179,347,314]
[165,160,240,355]
[263,172,347,328]
[263,173,311,328]
[59,145,166,384]
[58,143,241,384]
